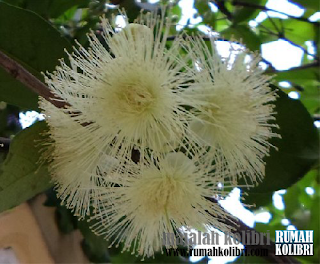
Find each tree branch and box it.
[261,58,276,71]
[232,0,319,25]
[283,37,319,59]
[267,61,320,74]
[213,0,233,21]
[206,197,300,264]
[0,50,69,109]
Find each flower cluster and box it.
[40,9,278,258]
[183,37,279,184]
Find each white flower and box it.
[183,37,279,184]
[38,9,276,259]
[42,11,199,167]
[40,99,120,217]
[40,10,206,218]
[90,152,234,259]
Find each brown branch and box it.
[0,137,10,152]
[213,0,233,21]
[0,50,69,109]
[267,14,282,34]
[267,61,320,74]
[261,58,276,71]
[283,37,319,59]
[232,0,319,25]
[206,197,300,264]
[258,15,320,61]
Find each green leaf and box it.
[0,2,72,110]
[195,0,210,14]
[259,18,315,45]
[233,0,267,24]
[309,196,320,256]
[242,87,319,207]
[0,121,53,213]
[171,5,182,19]
[0,0,89,19]
[283,185,302,219]
[78,220,111,263]
[274,66,319,83]
[282,19,315,45]
[274,67,320,114]
[44,0,88,18]
[195,0,216,29]
[221,25,261,51]
[0,69,39,110]
[299,83,320,114]
[0,3,71,72]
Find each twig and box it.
[259,15,319,60]
[283,37,319,59]
[0,50,69,109]
[267,61,320,74]
[267,14,281,34]
[232,0,319,25]
[206,197,300,264]
[0,137,10,152]
[261,58,276,71]
[213,0,233,21]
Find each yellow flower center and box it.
[116,83,155,115]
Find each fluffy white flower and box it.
[40,11,207,218]
[39,9,277,259]
[40,99,120,217]
[42,12,199,167]
[183,37,279,184]
[90,152,234,259]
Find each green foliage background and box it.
[0,0,319,263]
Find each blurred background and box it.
[0,0,319,263]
